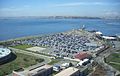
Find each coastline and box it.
[0,18,120,41]
[0,29,74,43]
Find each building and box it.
[74,52,90,60]
[53,65,61,72]
[61,63,70,69]
[13,64,53,76]
[77,59,90,66]
[55,67,80,76]
[95,31,102,35]
[102,36,116,40]
[0,47,12,63]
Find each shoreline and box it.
[0,29,74,43]
[0,29,118,44]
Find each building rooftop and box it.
[0,48,11,58]
[55,67,79,76]
[13,64,52,76]
[102,36,116,40]
[95,31,102,35]
[74,52,90,60]
[29,65,52,75]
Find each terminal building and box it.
[55,67,80,76]
[13,64,53,76]
[0,47,12,63]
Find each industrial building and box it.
[13,64,53,76]
[55,67,80,76]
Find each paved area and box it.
[26,46,46,52]
[9,30,102,58]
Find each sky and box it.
[0,0,120,17]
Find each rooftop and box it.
[95,31,102,35]
[29,65,52,75]
[0,48,11,58]
[55,67,79,76]
[74,52,90,60]
[102,36,116,40]
[13,64,52,76]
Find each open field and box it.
[90,64,106,76]
[0,52,44,76]
[11,45,51,56]
[12,44,33,50]
[26,46,46,52]
[106,51,120,71]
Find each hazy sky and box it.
[0,0,120,17]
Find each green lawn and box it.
[108,63,120,71]
[0,52,44,76]
[12,44,32,50]
[106,52,120,71]
[106,53,120,63]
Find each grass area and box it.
[12,44,52,57]
[83,68,93,76]
[109,63,120,71]
[32,51,53,57]
[106,51,120,71]
[0,52,44,76]
[106,53,120,63]
[90,65,106,76]
[12,44,32,50]
[48,59,60,65]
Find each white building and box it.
[95,31,102,35]
[0,48,12,63]
[102,36,116,40]
[77,58,89,66]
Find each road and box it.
[94,41,120,76]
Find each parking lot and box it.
[10,30,103,58]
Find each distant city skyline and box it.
[0,0,120,17]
